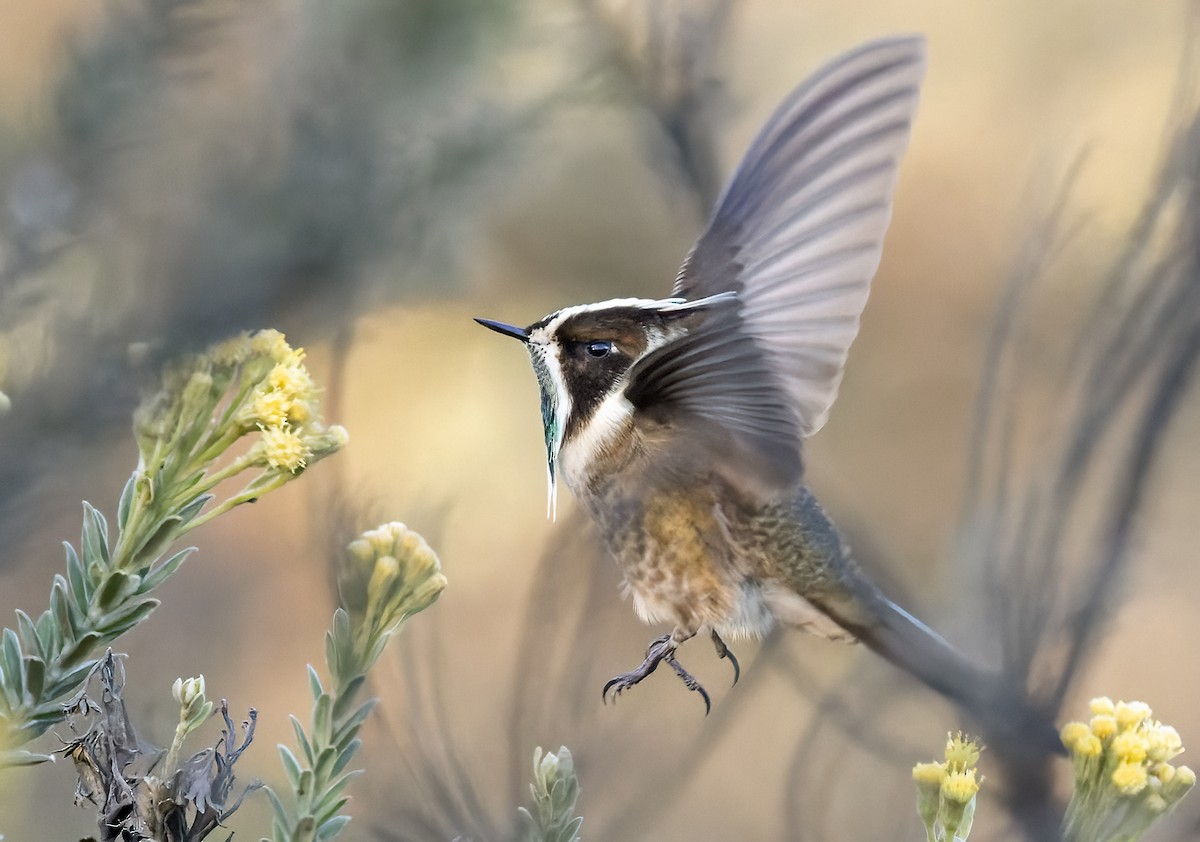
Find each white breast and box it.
[558,389,635,491]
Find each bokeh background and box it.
[1,0,1198,839]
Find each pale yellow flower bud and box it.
[178,371,215,418]
[210,333,251,366]
[944,733,983,771]
[345,538,376,566]
[1112,761,1149,796]
[1090,715,1117,741]
[1163,765,1197,806]
[1111,730,1148,764]
[911,761,945,787]
[172,675,205,707]
[1151,762,1176,784]
[1116,700,1152,731]
[1089,696,1116,717]
[942,769,979,804]
[1075,734,1103,758]
[288,399,315,424]
[269,363,315,400]
[249,329,291,362]
[1145,724,1183,763]
[260,424,310,472]
[1061,721,1090,750]
[307,424,349,459]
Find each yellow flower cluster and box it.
[216,330,344,473]
[1061,697,1195,841]
[913,733,984,842]
[340,522,448,651]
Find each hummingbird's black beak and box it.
[474,318,529,343]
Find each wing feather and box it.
[629,35,925,485]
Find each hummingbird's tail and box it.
[826,577,1063,755]
[780,486,1061,754]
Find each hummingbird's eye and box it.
[585,340,614,358]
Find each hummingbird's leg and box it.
[709,629,741,686]
[602,634,671,705]
[603,630,712,713]
[661,651,712,715]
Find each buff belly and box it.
[603,488,776,640]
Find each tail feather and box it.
[830,583,1063,755]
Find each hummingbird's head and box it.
[476,294,733,518]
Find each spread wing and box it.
[626,35,926,489]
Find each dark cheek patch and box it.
[562,350,630,442]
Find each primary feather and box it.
[629,35,927,473]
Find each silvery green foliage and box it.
[517,747,583,842]
[0,486,198,763]
[267,524,446,841]
[0,332,342,762]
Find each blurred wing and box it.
[627,298,804,490]
[666,35,926,441]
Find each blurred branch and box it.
[579,0,734,211]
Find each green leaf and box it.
[330,609,351,647]
[42,660,96,699]
[290,714,314,765]
[34,609,58,653]
[312,693,333,747]
[117,472,136,530]
[23,655,45,702]
[95,571,138,612]
[64,543,90,615]
[314,796,349,827]
[307,665,324,700]
[24,707,67,738]
[324,630,340,688]
[331,676,366,721]
[293,815,317,842]
[2,627,24,699]
[127,514,181,568]
[176,493,212,525]
[278,744,303,789]
[50,577,78,639]
[316,815,351,839]
[81,502,112,568]
[0,749,55,767]
[297,768,315,798]
[312,746,338,785]
[332,699,377,751]
[15,610,43,659]
[329,738,361,779]
[138,547,196,594]
[184,700,214,733]
[562,816,583,841]
[313,771,361,819]
[262,784,292,825]
[58,631,103,670]
[94,598,159,638]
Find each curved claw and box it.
[664,654,711,715]
[601,633,712,712]
[710,629,741,687]
[602,635,672,705]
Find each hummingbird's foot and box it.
[710,629,740,686]
[663,651,712,714]
[602,634,712,714]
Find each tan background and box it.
[0,1,1196,839]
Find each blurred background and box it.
[0,0,1198,839]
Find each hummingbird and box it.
[477,36,1014,718]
